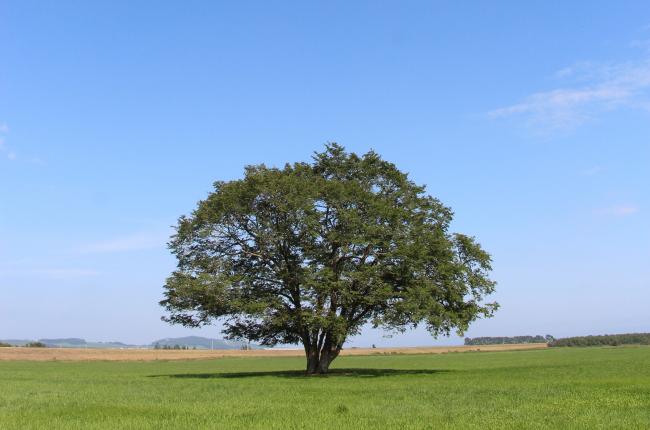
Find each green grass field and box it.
[1,346,649,429]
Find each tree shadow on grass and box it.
[149,368,452,379]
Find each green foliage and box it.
[25,342,47,348]
[162,344,188,350]
[1,348,650,429]
[153,342,190,350]
[550,332,650,347]
[161,144,497,373]
[465,335,554,345]
[0,342,12,347]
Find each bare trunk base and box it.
[304,348,339,375]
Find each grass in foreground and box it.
[1,346,649,429]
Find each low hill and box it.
[150,336,257,350]
[1,336,258,350]
[40,338,87,347]
[0,338,141,348]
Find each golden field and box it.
[0,343,547,361]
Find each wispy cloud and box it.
[553,61,596,79]
[631,39,650,52]
[39,268,101,279]
[80,231,169,254]
[595,205,640,217]
[489,46,650,131]
[0,267,100,280]
[1,123,19,162]
[579,165,604,176]
[0,124,15,161]
[0,122,45,164]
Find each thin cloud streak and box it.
[579,165,604,176]
[595,205,640,217]
[0,124,12,161]
[41,268,101,279]
[80,231,170,254]
[0,122,45,164]
[0,267,100,280]
[489,54,650,131]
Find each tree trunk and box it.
[306,349,320,374]
[317,350,334,374]
[304,340,342,375]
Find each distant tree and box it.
[549,333,650,347]
[0,342,12,347]
[464,335,551,346]
[25,342,47,348]
[161,145,497,374]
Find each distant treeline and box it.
[464,335,554,345]
[549,333,650,347]
[0,341,46,348]
[153,343,194,350]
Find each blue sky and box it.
[1,1,648,346]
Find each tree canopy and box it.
[549,333,650,347]
[465,335,553,346]
[161,144,497,373]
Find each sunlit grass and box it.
[1,347,649,429]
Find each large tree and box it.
[161,145,497,374]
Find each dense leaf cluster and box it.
[153,343,195,350]
[161,145,497,372]
[25,342,47,348]
[464,335,553,345]
[549,333,650,347]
